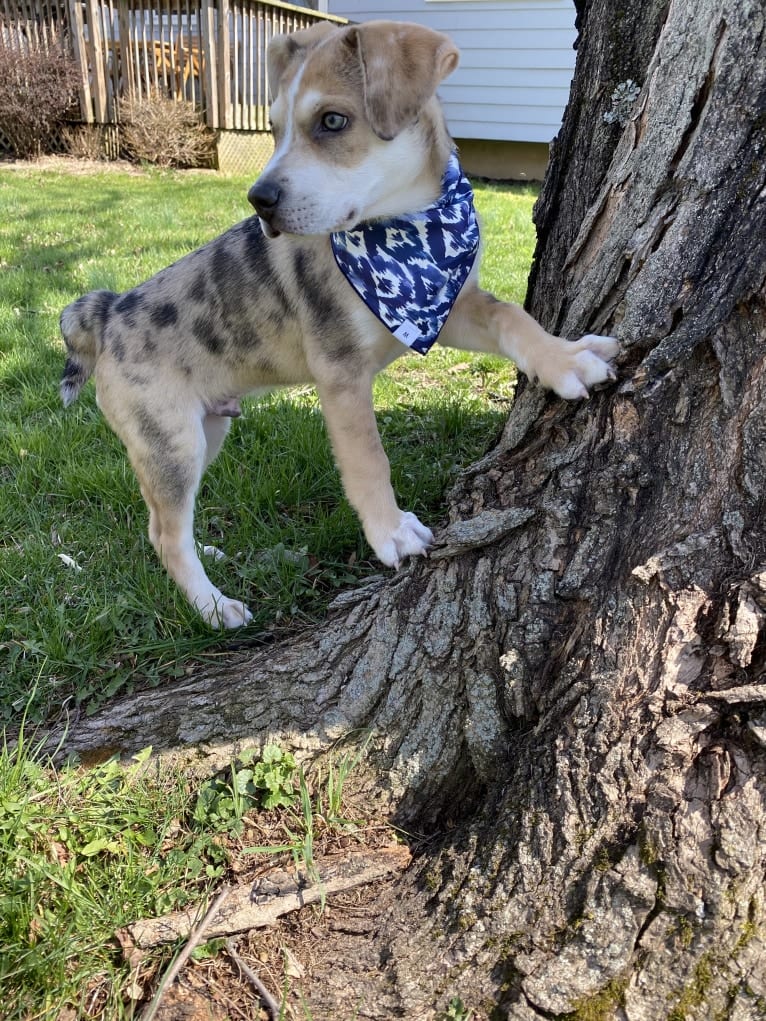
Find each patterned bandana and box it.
[331,152,480,355]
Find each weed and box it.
[253,744,300,809]
[440,996,474,1021]
[193,745,299,834]
[314,736,371,822]
[242,743,367,898]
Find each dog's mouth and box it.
[257,208,360,239]
[259,218,281,240]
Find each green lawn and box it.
[0,162,537,725]
[0,158,539,1019]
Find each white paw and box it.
[370,511,434,569]
[545,334,619,400]
[197,593,253,630]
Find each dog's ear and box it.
[345,21,459,141]
[267,22,338,99]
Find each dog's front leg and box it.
[441,287,618,399]
[316,379,433,567]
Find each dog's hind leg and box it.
[118,405,251,629]
[441,287,618,399]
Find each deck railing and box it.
[0,0,346,130]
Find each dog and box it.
[60,19,618,629]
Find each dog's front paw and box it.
[544,334,619,400]
[198,593,253,630]
[370,511,434,569]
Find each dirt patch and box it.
[148,882,403,1021]
[130,775,417,1021]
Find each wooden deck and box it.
[0,0,346,130]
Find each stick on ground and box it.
[140,886,232,1021]
[119,845,411,952]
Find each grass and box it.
[0,161,538,725]
[0,726,202,1019]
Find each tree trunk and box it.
[48,0,766,1016]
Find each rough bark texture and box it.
[527,0,671,332]
[48,0,766,1017]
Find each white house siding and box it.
[328,1,577,145]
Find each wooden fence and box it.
[0,0,346,131]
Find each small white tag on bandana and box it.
[393,321,422,347]
[331,152,480,355]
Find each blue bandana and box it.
[331,152,480,355]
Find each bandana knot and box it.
[331,152,480,355]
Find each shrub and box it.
[120,90,216,168]
[0,36,80,158]
[61,123,111,161]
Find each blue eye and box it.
[321,112,349,132]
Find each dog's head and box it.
[248,20,459,237]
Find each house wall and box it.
[328,0,577,179]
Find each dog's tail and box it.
[59,290,117,407]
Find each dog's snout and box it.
[248,179,281,217]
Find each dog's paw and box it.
[543,334,619,400]
[198,594,253,630]
[371,511,434,569]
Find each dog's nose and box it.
[248,179,281,217]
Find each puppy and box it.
[60,20,618,629]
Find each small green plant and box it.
[243,742,369,908]
[440,996,474,1021]
[252,744,299,809]
[192,745,298,834]
[288,770,319,885]
[328,744,366,817]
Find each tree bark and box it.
[47,0,766,1017]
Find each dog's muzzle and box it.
[248,179,282,238]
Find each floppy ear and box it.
[345,20,459,141]
[267,22,338,99]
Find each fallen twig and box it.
[119,845,410,951]
[227,937,281,1020]
[141,886,232,1021]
